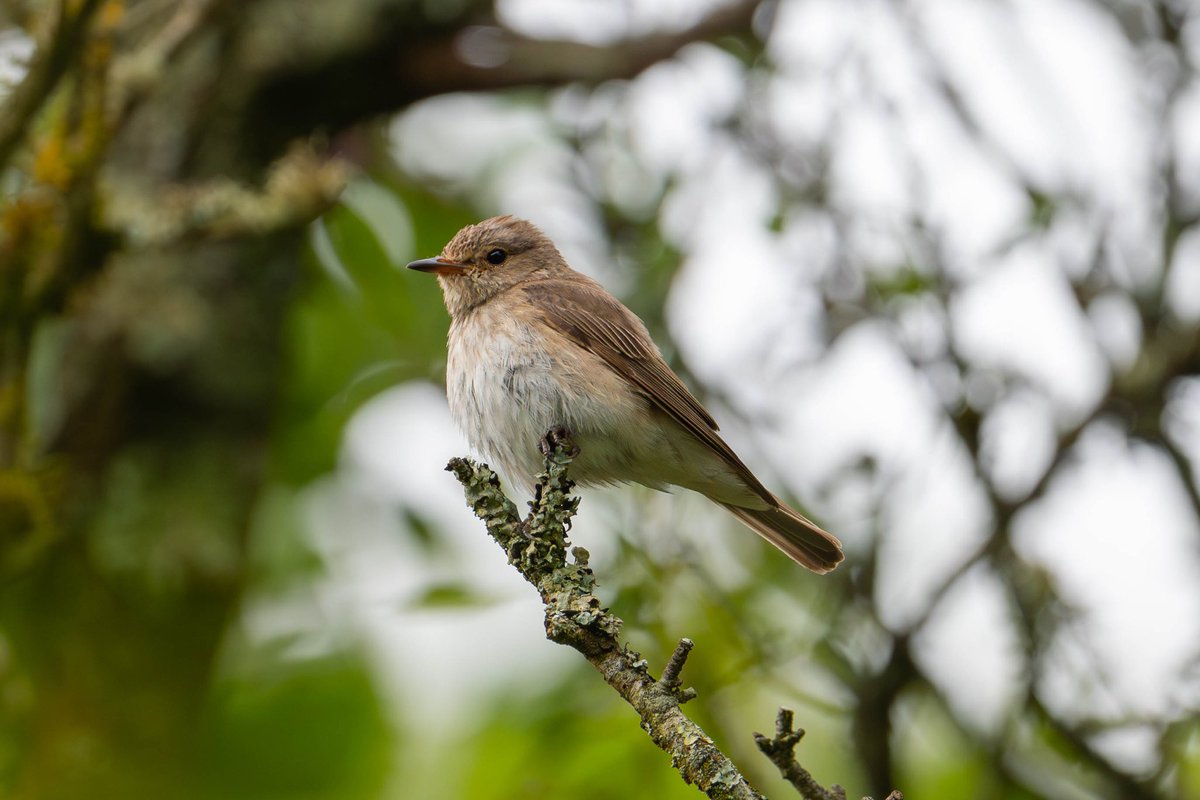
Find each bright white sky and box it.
[295,0,1200,782]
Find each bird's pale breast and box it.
[447,301,671,492]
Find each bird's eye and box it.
[485,248,507,265]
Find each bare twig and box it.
[754,708,840,800]
[661,637,696,697]
[754,708,902,800]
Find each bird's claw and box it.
[539,426,579,459]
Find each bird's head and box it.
[408,216,568,317]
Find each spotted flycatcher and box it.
[408,216,843,573]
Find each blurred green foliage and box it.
[201,653,392,800]
[278,194,447,485]
[457,675,703,800]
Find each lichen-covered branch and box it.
[447,430,899,800]
[447,431,762,800]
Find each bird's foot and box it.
[539,425,579,459]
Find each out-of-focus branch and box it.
[100,143,347,246]
[250,0,766,149]
[446,428,887,800]
[0,0,104,170]
[396,0,761,98]
[1025,694,1163,800]
[108,0,224,124]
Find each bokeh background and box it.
[1,0,1198,798]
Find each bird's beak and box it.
[407,257,469,276]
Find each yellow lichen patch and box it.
[98,0,124,31]
[0,468,59,573]
[85,2,120,70]
[3,186,63,239]
[30,133,72,190]
[1,194,44,244]
[0,191,60,267]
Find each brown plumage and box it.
[409,216,843,573]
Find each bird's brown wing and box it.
[521,278,774,502]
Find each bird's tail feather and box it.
[721,502,844,574]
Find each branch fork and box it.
[753,709,905,800]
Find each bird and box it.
[407,216,843,574]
